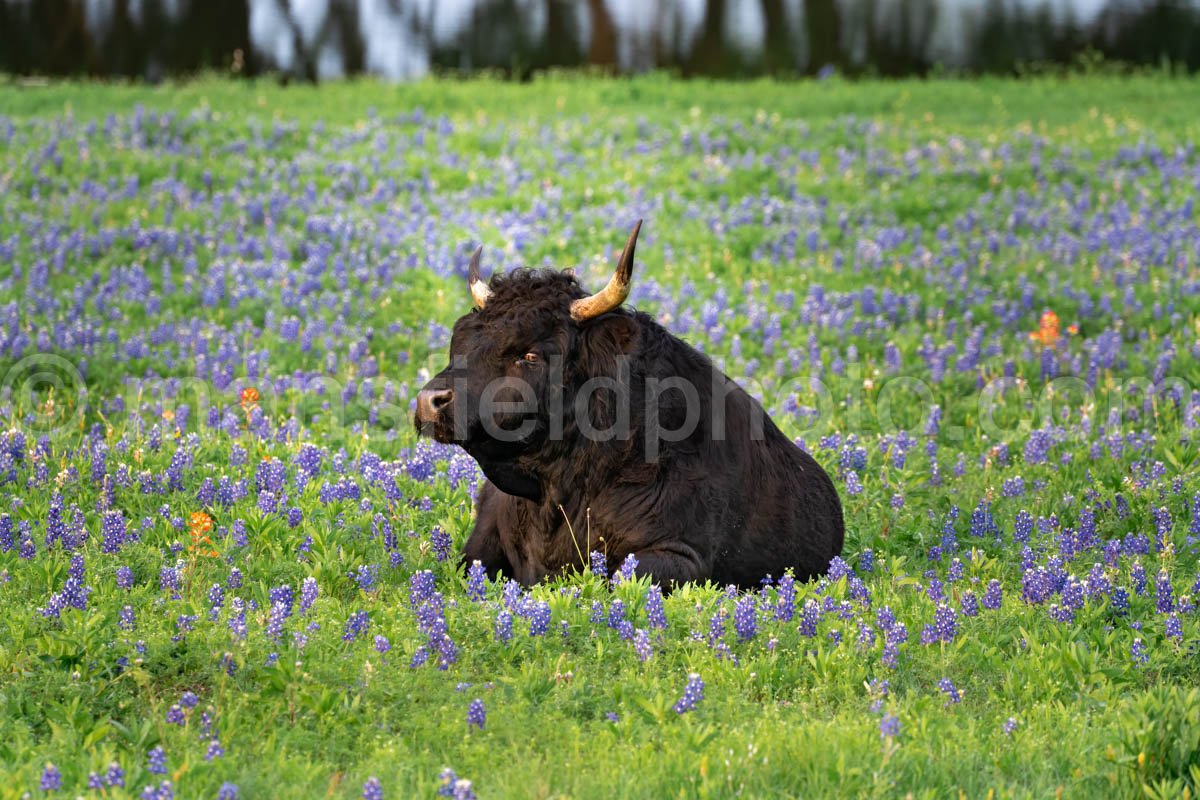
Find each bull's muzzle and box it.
[414,387,454,436]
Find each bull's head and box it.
[414,221,643,502]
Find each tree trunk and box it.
[759,0,793,73]
[804,0,842,72]
[587,0,617,67]
[685,0,727,76]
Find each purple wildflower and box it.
[673,673,705,714]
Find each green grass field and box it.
[2,74,1200,799]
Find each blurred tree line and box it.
[1,0,1197,80]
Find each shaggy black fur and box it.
[415,268,844,589]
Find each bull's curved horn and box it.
[468,245,492,309]
[570,220,641,322]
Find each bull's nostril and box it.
[430,389,452,411]
[416,387,454,428]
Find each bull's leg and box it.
[461,482,514,581]
[629,545,705,590]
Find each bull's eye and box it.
[521,352,540,365]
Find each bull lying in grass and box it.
[415,221,843,588]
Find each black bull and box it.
[415,223,844,588]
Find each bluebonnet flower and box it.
[362,777,383,800]
[1130,562,1147,596]
[982,580,1003,610]
[673,673,705,714]
[827,557,852,581]
[1084,563,1111,599]
[413,594,457,669]
[101,509,127,553]
[502,581,524,613]
[1155,570,1174,613]
[734,595,757,641]
[270,583,295,616]
[1023,429,1054,465]
[931,604,958,643]
[799,599,821,637]
[159,565,181,594]
[467,698,486,730]
[589,550,607,578]
[494,610,513,644]
[926,577,945,602]
[606,599,627,630]
[706,607,727,646]
[645,585,668,629]
[466,561,487,602]
[969,501,999,540]
[855,621,877,650]
[147,746,167,775]
[343,611,370,642]
[633,628,653,662]
[1111,587,1130,615]
[773,572,797,621]
[141,781,173,800]
[859,549,875,573]
[437,769,476,800]
[1048,603,1074,624]
[352,563,380,593]
[880,714,901,738]
[258,491,279,515]
[41,763,61,791]
[410,647,431,668]
[105,762,125,787]
[1166,614,1183,641]
[850,575,874,606]
[937,678,961,705]
[1003,717,1019,735]
[960,591,979,617]
[947,558,964,582]
[430,526,452,561]
[528,601,551,636]
[615,553,639,583]
[205,739,224,761]
[217,785,239,800]
[266,601,289,642]
[1153,506,1172,551]
[1001,476,1025,498]
[1061,579,1084,612]
[1131,637,1149,666]
[409,571,436,608]
[165,704,186,725]
[1013,510,1033,544]
[299,576,318,614]
[207,583,224,620]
